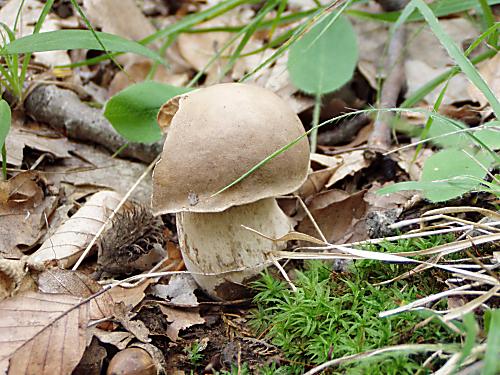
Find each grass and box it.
[248,235,470,374]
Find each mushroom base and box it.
[176,198,293,300]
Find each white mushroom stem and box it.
[176,198,293,300]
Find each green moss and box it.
[249,236,460,374]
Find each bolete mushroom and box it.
[152,83,309,300]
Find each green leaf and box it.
[104,82,191,143]
[0,99,11,150]
[378,149,494,202]
[475,121,500,150]
[483,309,500,375]
[426,118,469,149]
[1,30,164,64]
[287,13,358,95]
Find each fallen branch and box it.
[24,84,162,163]
[368,0,408,151]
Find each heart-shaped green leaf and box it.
[287,13,358,95]
[104,82,191,143]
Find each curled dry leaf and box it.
[310,150,370,188]
[0,258,36,302]
[91,329,133,351]
[0,292,90,374]
[158,305,205,341]
[0,171,58,258]
[113,303,151,343]
[28,190,122,269]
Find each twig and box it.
[368,1,407,150]
[24,84,162,163]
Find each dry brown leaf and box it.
[27,191,122,269]
[309,151,370,188]
[91,329,133,350]
[159,305,205,341]
[405,19,478,104]
[0,172,58,258]
[72,337,107,375]
[108,279,153,308]
[0,292,90,374]
[364,182,416,212]
[150,274,199,307]
[109,60,189,96]
[83,0,157,67]
[113,303,151,343]
[84,0,155,39]
[44,142,152,204]
[353,10,477,104]
[298,167,338,198]
[177,19,232,84]
[4,121,73,167]
[298,190,368,244]
[37,268,114,320]
[0,258,36,302]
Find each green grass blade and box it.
[1,30,164,64]
[483,309,500,375]
[403,0,500,117]
[478,0,498,46]
[219,0,280,80]
[59,0,258,68]
[401,49,496,108]
[0,99,11,180]
[348,0,500,23]
[20,0,55,100]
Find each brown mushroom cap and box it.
[152,83,310,214]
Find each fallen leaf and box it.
[150,274,199,307]
[0,258,36,302]
[405,19,478,105]
[298,167,338,198]
[298,189,368,244]
[72,337,107,375]
[0,171,58,258]
[92,329,134,350]
[113,303,151,343]
[37,268,114,320]
[108,279,153,309]
[44,142,152,204]
[177,19,232,84]
[0,292,90,374]
[159,305,205,341]
[27,191,122,269]
[309,150,370,188]
[4,120,73,167]
[109,60,189,96]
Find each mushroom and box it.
[152,83,309,300]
